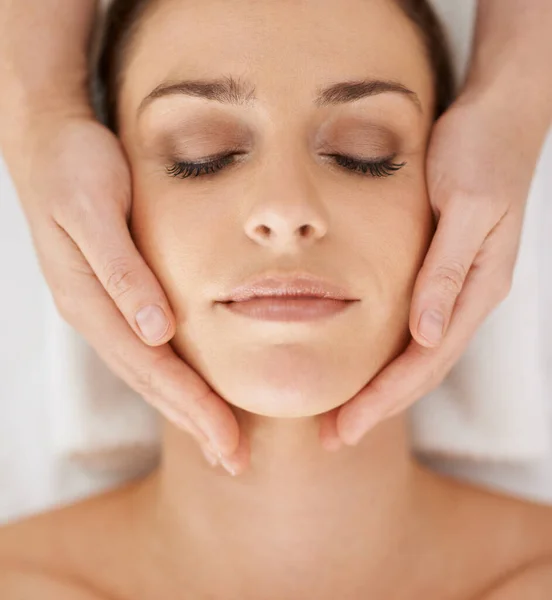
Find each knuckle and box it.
[104,257,136,301]
[54,293,77,323]
[432,261,467,298]
[132,364,160,401]
[452,190,496,212]
[48,263,95,325]
[131,352,171,404]
[52,189,95,225]
[52,284,87,324]
[428,366,446,391]
[495,274,513,302]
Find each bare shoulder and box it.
[479,557,552,599]
[438,471,552,558]
[499,492,552,558]
[0,567,107,600]
[483,499,552,599]
[0,504,103,599]
[0,482,138,599]
[453,478,552,598]
[420,468,552,598]
[0,497,95,573]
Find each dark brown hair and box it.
[94,0,455,133]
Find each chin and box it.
[173,322,409,418]
[213,379,364,418]
[198,345,379,418]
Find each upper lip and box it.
[217,273,358,302]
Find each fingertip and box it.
[337,398,387,446]
[210,422,242,460]
[416,309,445,348]
[135,304,174,346]
[322,436,343,452]
[336,407,363,447]
[412,330,439,349]
[340,428,363,447]
[318,413,342,452]
[220,433,250,475]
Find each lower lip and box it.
[219,297,357,321]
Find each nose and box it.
[244,167,329,251]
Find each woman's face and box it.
[118,0,435,417]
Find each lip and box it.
[216,273,358,303]
[220,297,357,321]
[215,273,359,322]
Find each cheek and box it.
[380,193,433,339]
[343,173,434,350]
[130,185,200,310]
[381,193,433,285]
[345,173,433,288]
[130,178,239,323]
[126,166,434,417]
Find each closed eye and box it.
[166,152,239,178]
[325,154,406,177]
[166,152,406,179]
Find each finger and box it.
[337,244,513,446]
[143,345,240,458]
[410,197,498,348]
[45,225,241,458]
[58,208,176,347]
[217,432,251,476]
[164,402,212,450]
[318,409,342,452]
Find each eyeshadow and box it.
[317,118,400,156]
[323,117,400,153]
[138,112,252,159]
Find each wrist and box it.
[0,76,94,151]
[0,88,95,190]
[463,0,552,132]
[461,61,552,143]
[453,74,551,178]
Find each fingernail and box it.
[218,453,237,476]
[343,428,364,446]
[136,305,170,343]
[201,446,219,467]
[418,310,444,346]
[341,412,379,446]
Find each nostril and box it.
[257,224,271,236]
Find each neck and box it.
[137,411,429,598]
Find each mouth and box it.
[218,273,357,302]
[216,273,360,322]
[219,296,358,322]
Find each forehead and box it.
[120,0,434,125]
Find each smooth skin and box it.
[328,0,552,447]
[0,1,552,597]
[0,1,551,473]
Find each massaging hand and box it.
[320,84,548,450]
[4,108,245,473]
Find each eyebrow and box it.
[137,75,422,118]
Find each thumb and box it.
[410,200,490,348]
[65,208,176,346]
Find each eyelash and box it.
[329,154,406,177]
[166,152,406,179]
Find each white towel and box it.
[47,0,552,475]
[410,136,552,461]
[47,314,161,476]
